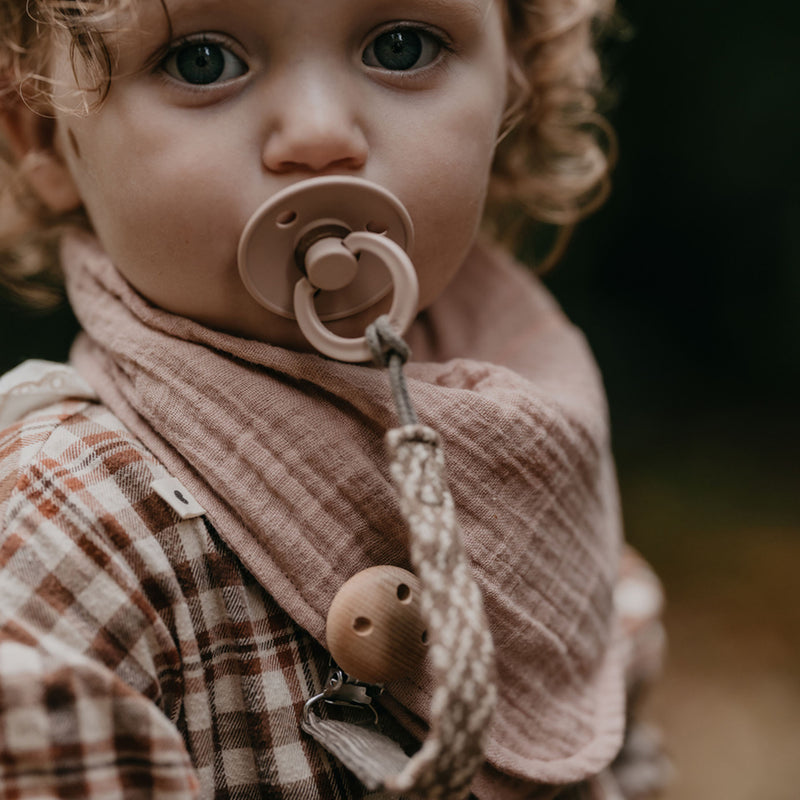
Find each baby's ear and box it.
[0,96,82,213]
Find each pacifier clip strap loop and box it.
[365,315,418,427]
[304,318,498,799]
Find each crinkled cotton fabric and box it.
[62,230,627,793]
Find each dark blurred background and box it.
[2,1,799,797]
[546,1,800,796]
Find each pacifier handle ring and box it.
[294,231,419,362]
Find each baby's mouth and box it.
[237,176,419,362]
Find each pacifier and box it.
[238,176,419,362]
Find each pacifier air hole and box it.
[276,210,298,227]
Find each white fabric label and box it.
[150,477,205,520]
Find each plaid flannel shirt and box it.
[0,363,668,800]
[0,393,370,799]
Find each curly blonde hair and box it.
[0,0,615,305]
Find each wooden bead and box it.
[326,566,428,685]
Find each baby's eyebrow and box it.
[372,0,487,24]
[417,0,485,12]
[160,0,224,18]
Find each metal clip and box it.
[303,667,383,726]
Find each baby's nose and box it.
[262,75,368,174]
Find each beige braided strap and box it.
[383,424,497,797]
[302,425,497,797]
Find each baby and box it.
[0,0,665,798]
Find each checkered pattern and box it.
[0,399,367,799]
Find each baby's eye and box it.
[162,40,247,85]
[362,27,442,71]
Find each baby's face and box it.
[51,0,508,349]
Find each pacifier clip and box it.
[302,318,497,798]
[238,178,497,797]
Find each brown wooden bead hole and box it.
[396,583,411,603]
[353,616,373,635]
[421,629,429,646]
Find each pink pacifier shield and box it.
[238,176,414,321]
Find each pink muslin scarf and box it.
[63,230,625,796]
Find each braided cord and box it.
[383,425,497,798]
[365,316,418,427]
[370,316,497,797]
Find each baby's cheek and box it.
[412,220,482,311]
[410,165,489,283]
